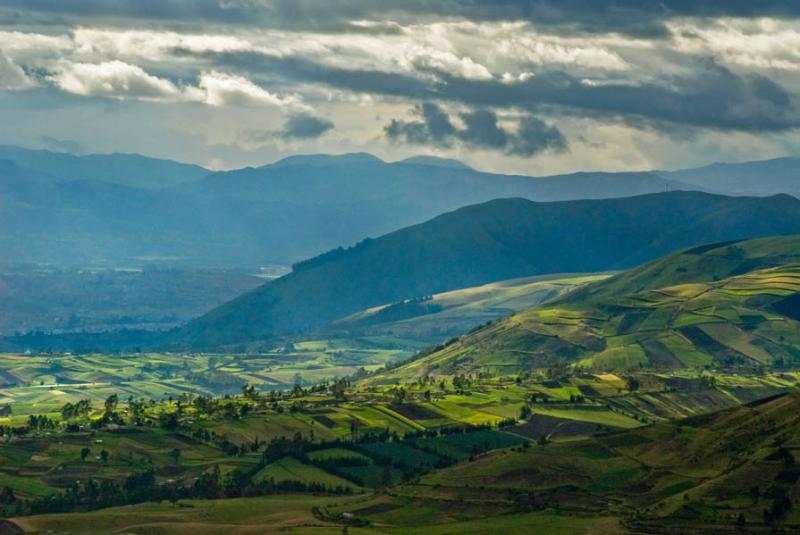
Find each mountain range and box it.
[4,144,800,269]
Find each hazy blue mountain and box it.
[397,155,474,169]
[4,145,800,270]
[182,154,684,265]
[662,157,800,197]
[173,191,800,349]
[0,145,209,189]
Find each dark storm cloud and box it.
[5,1,800,36]
[240,113,334,145]
[438,64,800,132]
[281,114,333,139]
[208,51,800,133]
[386,103,567,156]
[510,116,568,156]
[385,103,456,147]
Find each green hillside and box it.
[395,390,800,532]
[174,193,800,349]
[332,273,609,344]
[375,235,800,381]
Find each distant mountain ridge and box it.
[3,144,800,269]
[662,156,800,197]
[0,145,210,189]
[172,191,800,349]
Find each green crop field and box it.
[372,238,800,382]
[254,456,357,488]
[3,237,800,533]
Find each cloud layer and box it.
[1,1,800,170]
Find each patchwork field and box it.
[374,237,800,381]
[0,340,411,419]
[334,273,609,343]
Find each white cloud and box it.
[52,60,182,100]
[0,31,72,60]
[49,60,307,111]
[670,18,800,72]
[410,49,493,80]
[0,52,35,90]
[197,71,308,110]
[71,28,258,62]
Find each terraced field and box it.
[374,236,800,381]
[0,339,409,419]
[334,273,609,343]
[395,391,800,532]
[10,388,800,533]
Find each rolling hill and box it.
[409,390,800,532]
[332,273,609,344]
[375,235,800,381]
[173,192,800,349]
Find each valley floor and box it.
[0,362,799,533]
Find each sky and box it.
[2,1,800,174]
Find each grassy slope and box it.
[333,273,609,343]
[176,192,800,348]
[400,391,800,531]
[375,235,800,380]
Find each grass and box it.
[254,456,357,488]
[307,448,372,463]
[353,512,623,534]
[530,407,641,429]
[368,239,800,381]
[358,442,441,468]
[0,341,413,416]
[11,494,367,534]
[415,430,528,460]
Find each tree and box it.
[330,378,348,401]
[778,447,795,466]
[170,448,181,465]
[104,394,118,414]
[158,411,179,430]
[519,405,531,420]
[100,449,109,463]
[0,486,15,505]
[392,387,407,404]
[381,468,392,487]
[80,447,91,461]
[626,376,640,392]
[241,383,259,401]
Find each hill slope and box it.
[412,390,800,531]
[174,192,800,348]
[376,235,800,380]
[332,273,610,344]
